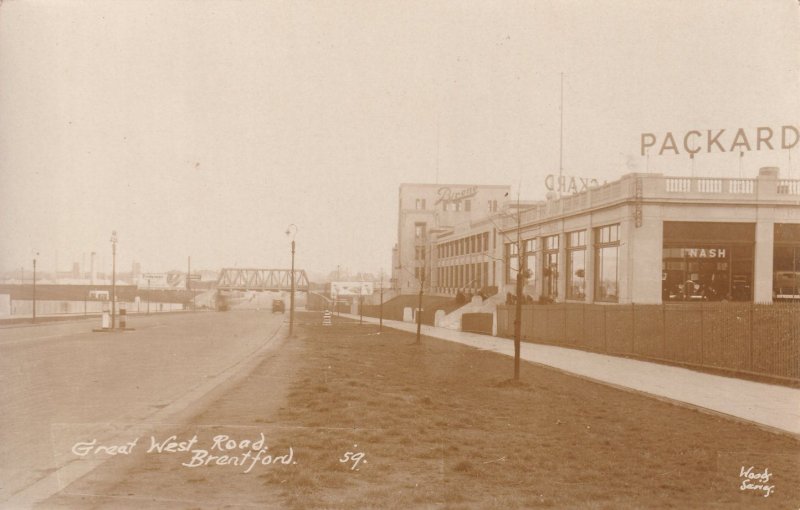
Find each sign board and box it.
[138,273,168,288]
[434,186,478,205]
[681,248,728,259]
[137,272,187,289]
[330,282,374,297]
[641,125,798,156]
[545,174,603,195]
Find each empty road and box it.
[0,310,285,507]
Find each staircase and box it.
[437,292,505,331]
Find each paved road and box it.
[0,310,285,507]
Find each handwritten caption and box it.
[71,433,367,474]
[739,466,774,498]
[339,444,366,471]
[72,433,294,474]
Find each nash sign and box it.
[641,125,798,156]
[682,248,728,259]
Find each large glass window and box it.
[662,222,755,302]
[567,230,586,300]
[774,224,800,300]
[542,235,559,299]
[594,225,619,302]
[523,238,536,289]
[506,242,519,284]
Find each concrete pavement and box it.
[342,314,800,436]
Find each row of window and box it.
[414,198,500,212]
[437,232,491,258]
[438,262,490,290]
[506,224,620,302]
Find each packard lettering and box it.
[544,175,602,194]
[435,186,478,205]
[641,125,799,156]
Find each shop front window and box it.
[774,224,800,300]
[506,242,519,284]
[662,222,755,302]
[594,225,619,302]
[542,235,559,300]
[525,253,536,289]
[567,230,586,300]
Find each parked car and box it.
[272,299,286,313]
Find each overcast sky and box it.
[1,0,798,277]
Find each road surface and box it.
[0,310,285,507]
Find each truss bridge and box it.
[216,268,309,292]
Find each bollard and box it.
[119,307,127,330]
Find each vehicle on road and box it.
[272,299,286,313]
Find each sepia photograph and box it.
[0,0,798,508]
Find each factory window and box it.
[415,198,426,210]
[414,222,426,241]
[595,225,619,302]
[523,238,536,289]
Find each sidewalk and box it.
[343,314,800,436]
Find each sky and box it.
[1,0,798,278]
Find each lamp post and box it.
[111,231,118,330]
[32,255,38,323]
[416,259,425,345]
[285,224,298,336]
[379,268,384,333]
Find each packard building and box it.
[395,167,800,304]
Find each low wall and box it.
[5,299,184,317]
[462,313,493,335]
[497,303,800,382]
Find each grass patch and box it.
[262,313,800,509]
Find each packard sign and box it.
[434,186,478,205]
[544,175,603,194]
[641,125,798,156]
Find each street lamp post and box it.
[379,269,384,333]
[111,231,118,330]
[416,262,425,345]
[285,224,298,336]
[32,256,37,323]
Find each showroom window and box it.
[567,230,586,300]
[774,223,800,301]
[542,235,559,299]
[662,222,755,302]
[594,225,619,302]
